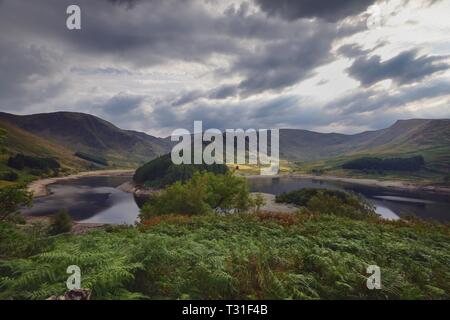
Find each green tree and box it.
[306,191,378,220]
[1,171,19,182]
[49,210,73,235]
[252,193,266,213]
[276,188,378,220]
[0,186,32,222]
[140,171,251,220]
[0,128,7,154]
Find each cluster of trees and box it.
[342,156,425,171]
[7,154,60,172]
[0,128,7,154]
[74,151,108,166]
[133,154,228,187]
[0,186,32,223]
[276,188,378,220]
[0,185,71,239]
[0,171,19,182]
[139,171,253,220]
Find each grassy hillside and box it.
[0,112,172,167]
[281,119,450,181]
[1,112,448,182]
[0,119,91,186]
[281,119,450,165]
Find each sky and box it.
[0,0,449,137]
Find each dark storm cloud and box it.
[70,67,132,76]
[233,24,336,96]
[150,95,311,132]
[208,85,238,100]
[171,90,205,107]
[255,0,376,22]
[0,0,363,110]
[0,40,65,110]
[204,17,358,99]
[325,79,450,115]
[107,0,140,8]
[100,93,144,116]
[346,49,450,87]
[255,0,443,23]
[0,0,448,135]
[338,44,371,58]
[0,0,244,67]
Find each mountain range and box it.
[0,111,449,172]
[0,112,171,168]
[280,119,450,171]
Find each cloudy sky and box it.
[0,0,449,136]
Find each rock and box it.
[47,289,91,300]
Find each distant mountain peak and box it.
[0,111,172,167]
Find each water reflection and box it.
[22,176,141,225]
[23,175,450,224]
[248,177,450,223]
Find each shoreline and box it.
[27,169,135,198]
[244,173,450,196]
[28,169,450,199]
[24,170,449,226]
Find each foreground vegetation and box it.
[0,172,449,300]
[275,188,379,220]
[1,211,448,300]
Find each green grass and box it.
[290,147,450,184]
[1,213,448,300]
[0,120,92,188]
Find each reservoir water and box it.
[22,175,450,224]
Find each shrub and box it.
[276,188,350,206]
[7,154,60,172]
[1,171,19,181]
[252,193,266,213]
[139,171,251,220]
[275,188,378,220]
[0,186,32,222]
[49,210,73,235]
[306,191,378,220]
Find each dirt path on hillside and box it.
[27,169,135,198]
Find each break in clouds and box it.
[0,0,449,136]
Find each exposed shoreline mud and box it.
[27,169,135,198]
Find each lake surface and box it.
[248,177,450,223]
[23,175,450,224]
[22,176,140,225]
